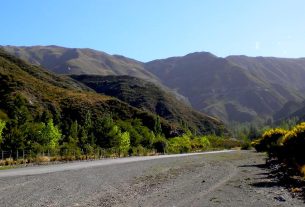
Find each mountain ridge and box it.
[0,49,225,136]
[3,45,305,123]
[145,52,305,122]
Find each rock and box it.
[274,196,286,202]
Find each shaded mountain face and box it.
[1,45,161,84]
[145,52,305,123]
[0,50,226,136]
[273,101,304,121]
[71,75,225,135]
[227,56,305,92]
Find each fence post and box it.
[16,150,19,160]
[23,150,25,161]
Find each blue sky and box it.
[1,0,305,61]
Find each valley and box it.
[1,43,305,207]
[1,1,305,206]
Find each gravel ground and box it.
[0,150,304,207]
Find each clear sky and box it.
[1,0,305,61]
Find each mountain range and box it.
[2,45,305,123]
[0,49,224,136]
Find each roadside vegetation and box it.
[0,50,237,166]
[0,89,245,166]
[0,115,242,165]
[252,121,305,177]
[0,103,242,166]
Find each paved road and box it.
[0,150,303,207]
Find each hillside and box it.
[4,45,305,123]
[273,101,303,121]
[70,75,223,135]
[145,52,305,122]
[1,45,161,84]
[0,49,179,143]
[0,50,226,137]
[227,56,305,92]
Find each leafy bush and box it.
[206,135,241,149]
[191,136,210,151]
[252,128,287,156]
[153,135,168,153]
[282,123,305,164]
[167,135,192,153]
[241,140,251,150]
[130,146,151,156]
[253,123,305,175]
[0,119,5,145]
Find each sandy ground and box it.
[0,150,304,207]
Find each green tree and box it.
[26,122,45,153]
[69,120,79,140]
[108,125,130,156]
[41,119,62,152]
[167,135,192,153]
[61,120,81,155]
[109,125,121,146]
[79,111,93,150]
[0,119,5,146]
[79,126,88,148]
[84,111,92,131]
[154,116,162,135]
[118,131,130,156]
[95,115,114,147]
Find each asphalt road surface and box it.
[0,150,304,207]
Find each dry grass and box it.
[299,165,305,177]
[35,156,50,163]
[291,187,302,193]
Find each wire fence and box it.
[0,149,109,161]
[0,148,158,162]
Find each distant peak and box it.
[185,51,217,58]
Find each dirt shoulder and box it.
[0,151,304,206]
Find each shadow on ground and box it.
[239,161,305,202]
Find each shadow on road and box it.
[239,163,267,169]
[239,161,305,202]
